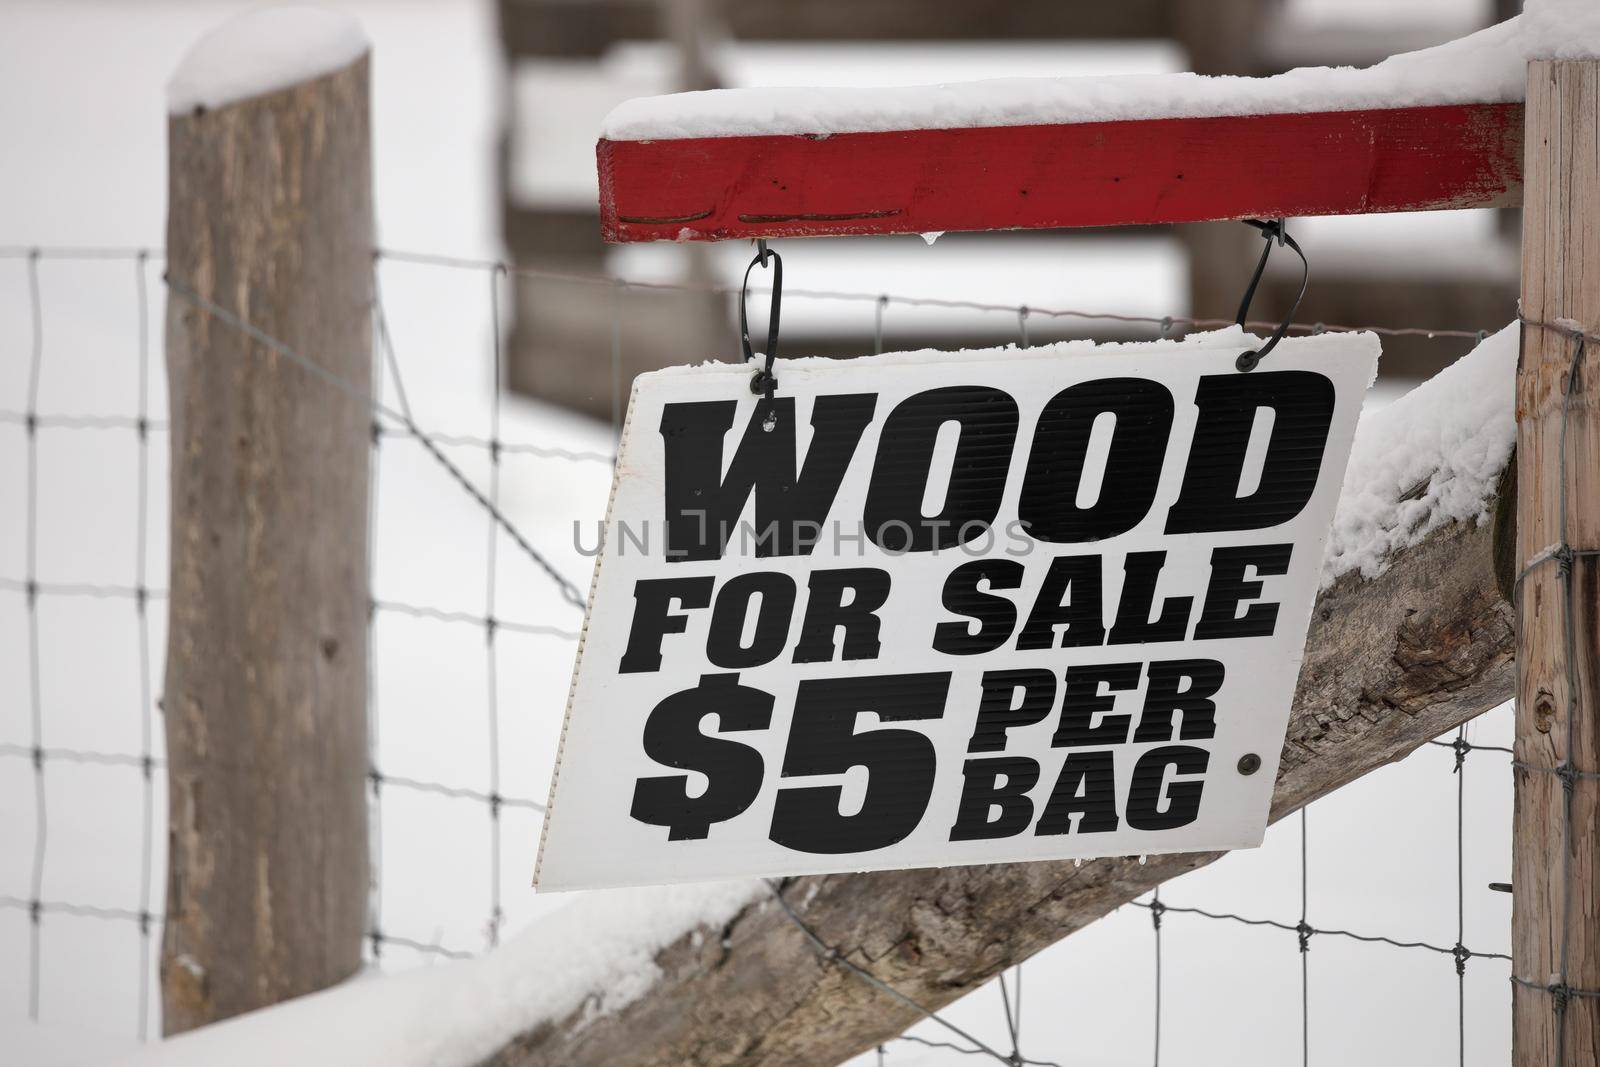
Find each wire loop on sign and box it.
[1233,219,1309,372]
[740,239,783,400]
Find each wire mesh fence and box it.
[0,243,1517,1062]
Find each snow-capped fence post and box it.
[160,13,373,1034]
[1513,56,1600,1067]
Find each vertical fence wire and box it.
[484,265,506,950]
[24,250,46,1022]
[997,964,1019,1062]
[1299,809,1310,1067]
[1151,885,1163,1067]
[133,250,156,1039]
[1455,725,1468,1066]
[365,267,387,962]
[1015,966,1023,1054]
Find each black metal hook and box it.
[740,239,783,400]
[1233,219,1308,372]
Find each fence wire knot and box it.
[1149,898,1166,930]
[1296,921,1313,954]
[1453,943,1471,976]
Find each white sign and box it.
[535,331,1378,891]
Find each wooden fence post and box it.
[1514,57,1600,1066]
[161,51,373,1032]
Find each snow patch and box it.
[167,7,369,114]
[102,880,762,1067]
[1322,323,1517,585]
[603,0,1600,140]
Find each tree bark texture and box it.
[490,498,1516,1066]
[1513,58,1600,1067]
[162,57,372,1033]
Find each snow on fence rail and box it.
[0,244,1517,1064]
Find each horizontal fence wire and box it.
[3,243,1515,1062]
[372,246,1495,343]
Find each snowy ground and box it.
[0,1,1515,1065]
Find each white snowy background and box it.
[0,1,1517,1064]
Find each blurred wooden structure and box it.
[498,0,1524,418]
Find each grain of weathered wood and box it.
[162,56,372,1033]
[488,502,1516,1067]
[1513,58,1600,1067]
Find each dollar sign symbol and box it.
[630,673,774,841]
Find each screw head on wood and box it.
[1236,753,1262,775]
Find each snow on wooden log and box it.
[167,7,368,114]
[599,102,1525,243]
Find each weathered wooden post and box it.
[1514,57,1600,1066]
[161,12,373,1033]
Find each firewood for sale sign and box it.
[534,330,1377,890]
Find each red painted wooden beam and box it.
[598,102,1523,243]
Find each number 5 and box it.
[768,672,951,854]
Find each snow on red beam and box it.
[597,0,1600,243]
